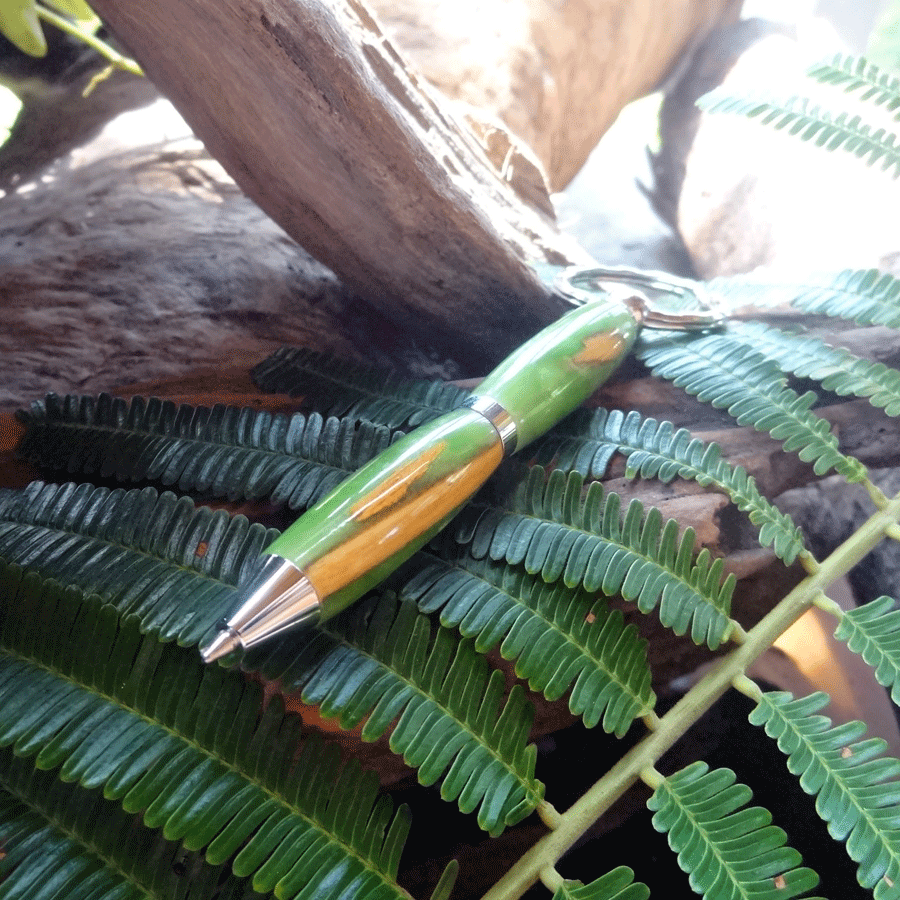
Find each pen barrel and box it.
[266,407,504,618]
[261,295,640,625]
[476,294,640,449]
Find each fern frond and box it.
[16,392,394,510]
[647,761,821,900]
[806,54,900,119]
[697,90,900,176]
[534,407,804,563]
[727,320,900,416]
[0,751,258,900]
[750,690,900,897]
[0,563,417,900]
[252,347,468,427]
[789,268,900,327]
[453,467,736,649]
[552,868,649,900]
[637,333,868,481]
[833,596,900,706]
[246,591,544,835]
[399,545,655,734]
[0,480,276,645]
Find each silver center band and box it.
[464,395,517,456]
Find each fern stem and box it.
[480,491,900,900]
[811,593,846,619]
[538,866,565,893]
[639,766,664,791]
[885,522,900,543]
[862,477,892,509]
[35,4,143,75]
[642,711,662,731]
[537,801,562,830]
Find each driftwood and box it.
[75,0,739,364]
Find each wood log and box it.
[75,0,738,365]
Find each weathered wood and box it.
[370,0,743,190]
[77,0,740,364]
[84,0,578,364]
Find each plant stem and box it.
[480,490,900,900]
[35,5,142,75]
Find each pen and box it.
[200,268,721,662]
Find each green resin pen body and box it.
[200,284,658,662]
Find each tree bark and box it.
[81,0,738,365]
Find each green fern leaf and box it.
[245,591,544,835]
[0,751,260,900]
[551,867,650,900]
[399,546,655,734]
[534,407,804,563]
[0,480,276,645]
[750,690,900,898]
[16,392,393,509]
[806,53,900,119]
[454,467,736,649]
[697,89,900,176]
[834,596,900,706]
[647,761,821,899]
[788,268,900,327]
[727,320,900,416]
[252,347,468,427]
[0,563,417,900]
[637,333,868,481]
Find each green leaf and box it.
[0,0,46,56]
[551,867,650,900]
[806,54,900,119]
[697,88,900,176]
[750,690,900,897]
[0,750,261,900]
[16,393,394,510]
[245,591,544,835]
[834,596,900,705]
[726,320,900,417]
[0,480,276,645]
[0,563,415,900]
[637,333,868,482]
[454,467,736,649]
[252,347,468,428]
[789,269,900,328]
[534,407,804,563]
[400,546,655,734]
[647,761,821,899]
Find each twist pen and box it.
[199,267,721,663]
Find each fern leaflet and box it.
[534,407,804,563]
[834,596,900,706]
[244,591,544,835]
[0,751,259,900]
[252,347,468,428]
[0,480,276,646]
[17,392,394,510]
[726,320,900,416]
[806,54,900,119]
[551,868,649,900]
[647,761,821,899]
[697,89,900,176]
[453,467,736,649]
[637,332,867,481]
[399,545,655,734]
[0,563,421,900]
[788,269,900,327]
[751,690,900,898]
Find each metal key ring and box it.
[554,265,725,332]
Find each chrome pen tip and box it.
[199,625,242,663]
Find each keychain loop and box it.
[554,265,725,332]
